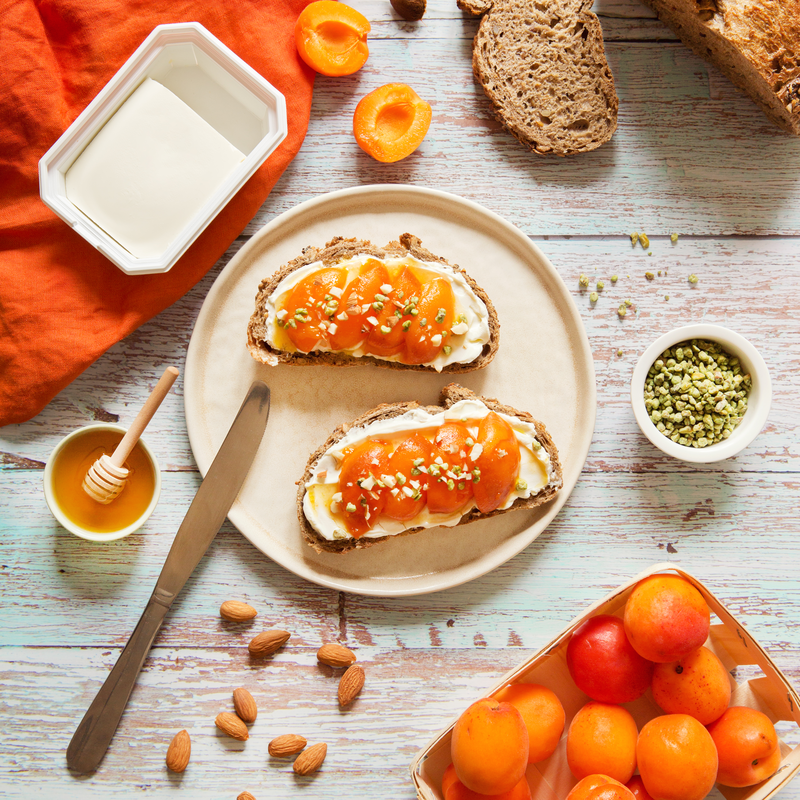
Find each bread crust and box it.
[247,233,499,372]
[297,384,563,554]
[640,0,800,136]
[459,0,618,156]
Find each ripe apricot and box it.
[451,697,529,795]
[636,714,718,800]
[567,702,638,784]
[707,706,781,787]
[445,774,531,800]
[624,776,654,800]
[567,615,654,704]
[624,575,710,663]
[295,0,370,77]
[567,775,635,800]
[442,763,460,798]
[353,83,432,163]
[494,683,565,763]
[651,645,731,725]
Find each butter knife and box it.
[67,379,270,774]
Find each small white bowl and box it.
[44,423,162,541]
[631,324,772,463]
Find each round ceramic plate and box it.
[184,185,595,596]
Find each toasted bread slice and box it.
[459,0,618,156]
[298,384,563,554]
[247,233,499,372]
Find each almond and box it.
[215,711,249,741]
[165,729,191,773]
[248,629,290,658]
[338,663,365,707]
[220,600,257,622]
[233,687,257,723]
[268,733,308,757]
[317,643,356,668]
[293,742,327,775]
[237,793,257,800]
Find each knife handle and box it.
[66,593,171,773]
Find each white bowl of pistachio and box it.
[631,324,772,463]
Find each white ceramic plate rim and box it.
[630,323,772,463]
[184,184,596,596]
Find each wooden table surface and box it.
[2,0,800,797]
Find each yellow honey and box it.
[50,427,156,533]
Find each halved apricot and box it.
[353,83,432,163]
[295,0,370,77]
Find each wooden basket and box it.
[410,563,800,800]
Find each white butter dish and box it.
[39,22,288,276]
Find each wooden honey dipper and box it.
[82,367,179,504]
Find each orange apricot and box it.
[636,714,718,800]
[472,412,521,514]
[337,439,391,536]
[353,83,432,163]
[446,774,531,800]
[451,697,529,795]
[624,776,654,800]
[623,575,710,663]
[707,706,781,788]
[382,434,433,521]
[651,645,731,725]
[442,763,460,798]
[494,683,565,764]
[567,702,638,784]
[295,0,370,76]
[567,775,635,800]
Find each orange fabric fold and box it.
[0,0,314,426]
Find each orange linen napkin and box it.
[0,0,314,426]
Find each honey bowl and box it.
[43,423,161,541]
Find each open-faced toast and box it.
[247,233,499,373]
[298,384,563,554]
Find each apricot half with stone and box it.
[353,83,432,163]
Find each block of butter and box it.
[65,78,245,260]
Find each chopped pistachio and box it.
[671,232,679,243]
[630,232,639,246]
[402,320,411,331]
[345,503,357,513]
[618,304,627,318]
[516,479,528,492]
[443,345,452,356]
[579,274,589,287]
[435,308,447,323]
[617,349,623,357]
[665,295,670,301]
[611,275,618,283]
[640,233,650,249]
[688,274,699,284]
[590,291,599,303]
[596,281,604,291]
[419,318,427,327]
[645,272,654,280]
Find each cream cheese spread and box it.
[264,254,491,371]
[66,78,245,259]
[303,399,560,541]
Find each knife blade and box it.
[66,379,270,774]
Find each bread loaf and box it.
[458,0,618,155]
[247,233,499,373]
[298,384,563,554]
[641,0,800,135]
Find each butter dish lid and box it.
[39,22,288,276]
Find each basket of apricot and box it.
[410,564,800,800]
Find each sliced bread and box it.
[298,383,563,554]
[458,0,618,155]
[641,0,800,135]
[247,233,499,372]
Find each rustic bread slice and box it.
[640,0,800,136]
[247,233,499,372]
[458,0,618,155]
[298,383,563,554]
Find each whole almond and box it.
[293,742,327,775]
[165,729,191,772]
[233,687,257,723]
[268,733,307,757]
[215,711,249,741]
[317,643,356,668]
[237,793,256,800]
[338,664,365,707]
[248,629,290,658]
[220,600,257,622]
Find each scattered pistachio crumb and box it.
[579,274,589,287]
[640,233,650,249]
[648,251,653,256]
[590,291,599,303]
[596,281,604,291]
[624,299,633,307]
[516,479,528,492]
[618,304,627,318]
[671,233,679,243]
[617,349,623,357]
[665,295,670,301]
[611,275,618,283]
[645,272,654,280]
[658,271,662,277]
[688,274,699,284]
[630,232,639,246]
